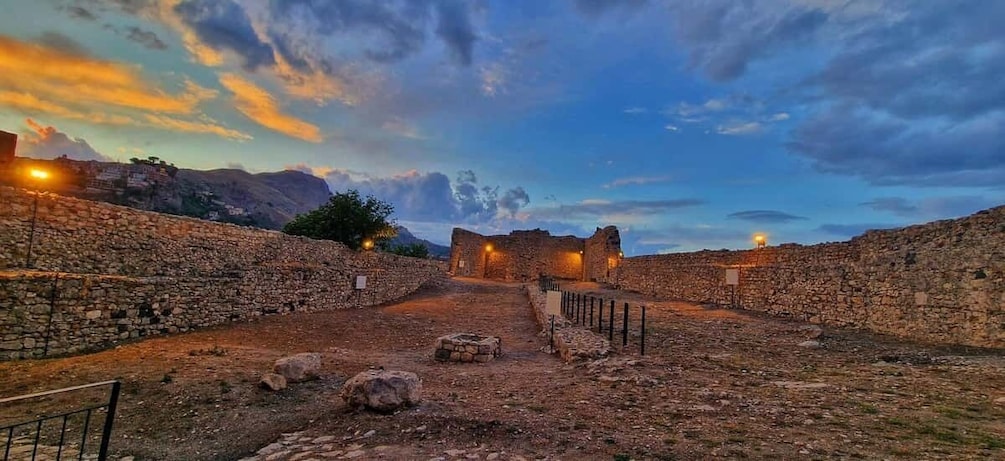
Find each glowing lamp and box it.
[485,243,493,252]
[362,239,375,251]
[753,234,767,249]
[29,169,50,181]
[618,251,624,258]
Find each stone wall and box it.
[0,187,445,359]
[584,226,622,284]
[615,206,1005,348]
[450,227,621,283]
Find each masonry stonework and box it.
[0,187,445,359]
[615,206,1005,348]
[450,227,621,283]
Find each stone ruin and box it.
[434,333,501,363]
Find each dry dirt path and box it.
[2,277,1004,461]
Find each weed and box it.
[613,454,631,461]
[859,404,879,414]
[160,374,173,384]
[219,380,232,394]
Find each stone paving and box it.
[238,431,539,461]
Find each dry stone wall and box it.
[450,227,620,283]
[0,187,445,359]
[615,206,1005,348]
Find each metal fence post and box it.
[549,315,555,354]
[622,302,629,347]
[98,381,121,460]
[640,305,647,356]
[608,300,614,341]
[589,297,594,326]
[598,299,604,333]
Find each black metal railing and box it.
[1,380,121,461]
[538,276,560,292]
[559,290,648,355]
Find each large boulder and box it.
[339,370,422,413]
[273,353,322,383]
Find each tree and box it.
[389,243,430,259]
[282,190,397,249]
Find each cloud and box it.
[314,167,530,223]
[624,224,750,254]
[65,5,97,20]
[668,1,829,81]
[623,107,647,114]
[218,73,322,142]
[434,0,478,66]
[817,223,898,238]
[603,175,672,189]
[174,0,275,70]
[727,210,807,223]
[716,121,761,135]
[664,124,679,132]
[769,112,790,121]
[18,119,113,162]
[0,34,245,139]
[859,197,918,217]
[381,117,425,139]
[861,195,1001,220]
[498,187,530,218]
[123,26,168,50]
[788,105,1005,187]
[573,0,648,18]
[528,198,703,222]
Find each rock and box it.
[994,396,1005,405]
[363,430,376,438]
[444,449,466,456]
[260,373,288,391]
[274,353,322,383]
[797,340,821,349]
[339,369,422,413]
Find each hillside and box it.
[3,157,447,256]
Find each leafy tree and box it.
[389,243,430,259]
[282,190,397,249]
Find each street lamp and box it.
[753,233,767,249]
[361,239,375,251]
[483,243,493,278]
[25,168,50,268]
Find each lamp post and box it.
[361,238,375,251]
[753,233,767,249]
[25,168,50,268]
[483,243,493,279]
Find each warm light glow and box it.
[28,169,50,180]
[753,233,767,248]
[485,243,493,252]
[362,239,374,250]
[618,251,624,258]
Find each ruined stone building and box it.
[450,226,622,283]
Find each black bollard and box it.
[622,302,629,347]
[640,305,647,356]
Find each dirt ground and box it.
[1,277,1003,460]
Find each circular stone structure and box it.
[434,333,501,363]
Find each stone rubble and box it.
[238,431,535,461]
[433,333,501,363]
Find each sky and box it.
[1,0,1003,254]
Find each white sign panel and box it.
[355,275,367,290]
[725,268,739,286]
[458,260,466,268]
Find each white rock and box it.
[797,340,821,348]
[339,370,422,413]
[273,353,322,383]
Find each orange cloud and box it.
[219,73,322,143]
[0,35,248,140]
[0,35,212,114]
